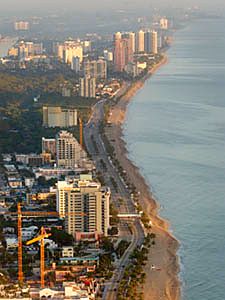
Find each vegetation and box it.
[0,69,97,155]
[117,233,156,300]
[116,240,130,258]
[109,203,119,225]
[50,228,74,247]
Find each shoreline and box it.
[105,55,181,300]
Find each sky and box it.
[1,0,225,15]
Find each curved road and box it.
[84,96,145,300]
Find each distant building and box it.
[151,30,158,54]
[57,41,83,65]
[160,18,169,30]
[14,21,29,31]
[71,56,80,73]
[103,50,113,62]
[62,87,71,97]
[136,30,145,52]
[128,32,136,54]
[81,40,92,53]
[144,30,152,53]
[43,106,78,128]
[15,41,43,60]
[79,77,96,98]
[125,61,147,78]
[8,47,19,57]
[56,130,84,169]
[83,59,107,80]
[113,32,133,72]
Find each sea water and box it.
[124,18,225,300]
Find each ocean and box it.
[124,18,225,300]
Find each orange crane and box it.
[26,227,51,288]
[7,203,86,286]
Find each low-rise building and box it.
[62,246,74,258]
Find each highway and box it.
[84,96,145,300]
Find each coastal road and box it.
[103,220,144,300]
[84,94,145,300]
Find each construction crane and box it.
[79,117,83,148]
[26,227,51,288]
[6,203,86,287]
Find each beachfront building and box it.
[56,175,110,239]
[151,30,158,54]
[56,131,83,169]
[136,30,145,52]
[113,32,134,72]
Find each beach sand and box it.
[105,56,181,300]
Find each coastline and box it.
[105,55,181,300]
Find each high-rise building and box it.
[14,21,29,31]
[57,41,83,65]
[113,32,133,72]
[42,138,56,159]
[71,56,80,73]
[144,30,152,53]
[151,30,158,54]
[83,59,107,80]
[56,180,73,218]
[57,175,110,237]
[79,77,96,98]
[43,106,78,128]
[136,30,145,53]
[128,32,136,54]
[96,59,107,80]
[103,50,113,62]
[81,40,92,53]
[160,18,169,30]
[56,131,82,169]
[16,41,43,59]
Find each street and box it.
[84,97,145,300]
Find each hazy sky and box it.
[1,0,225,14]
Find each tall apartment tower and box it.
[128,32,136,54]
[114,32,133,72]
[151,30,158,54]
[83,59,107,80]
[160,18,168,30]
[136,30,145,52]
[71,56,80,73]
[57,177,110,237]
[79,77,96,98]
[144,30,152,53]
[57,41,83,65]
[56,131,79,169]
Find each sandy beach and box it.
[105,55,181,300]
